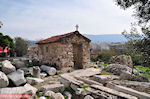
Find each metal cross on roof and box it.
[75,24,79,31]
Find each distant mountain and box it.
[84,34,127,43]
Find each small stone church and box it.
[36,30,91,69]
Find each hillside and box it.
[84,34,127,43]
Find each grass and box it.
[103,64,108,67]
[134,65,150,80]
[0,61,2,66]
[25,74,35,78]
[79,83,89,90]
[101,70,114,75]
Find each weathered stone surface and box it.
[0,71,9,88]
[7,69,26,86]
[64,91,72,99]
[91,84,137,99]
[132,75,149,82]
[40,72,47,78]
[40,84,64,93]
[107,83,150,99]
[93,75,119,84]
[108,80,150,94]
[104,64,132,75]
[109,55,133,67]
[44,90,55,97]
[84,95,94,99]
[37,31,91,69]
[74,76,103,86]
[33,66,40,78]
[40,65,56,76]
[2,60,16,74]
[120,71,132,80]
[0,84,37,98]
[20,67,33,75]
[39,96,46,99]
[51,93,64,99]
[26,77,44,85]
[14,60,26,69]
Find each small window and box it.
[46,46,48,52]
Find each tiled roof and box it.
[36,31,91,44]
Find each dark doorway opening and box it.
[73,43,83,69]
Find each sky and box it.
[0,0,135,40]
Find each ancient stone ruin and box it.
[36,31,91,69]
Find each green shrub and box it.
[103,64,108,67]
[96,49,118,63]
[93,65,98,68]
[67,69,71,73]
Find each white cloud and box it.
[0,0,135,40]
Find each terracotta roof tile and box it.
[36,31,90,44]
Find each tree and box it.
[0,21,3,28]
[115,0,150,66]
[0,33,14,48]
[115,0,150,23]
[15,37,28,57]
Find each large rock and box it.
[0,71,9,88]
[39,96,46,99]
[26,77,44,85]
[2,60,16,74]
[107,83,150,99]
[109,55,133,67]
[120,71,132,80]
[14,60,26,69]
[40,65,56,76]
[84,95,94,99]
[19,67,33,75]
[0,84,37,98]
[108,80,150,94]
[64,92,72,99]
[104,64,132,75]
[40,72,47,78]
[7,69,26,86]
[40,84,64,93]
[93,75,119,85]
[33,66,40,78]
[51,93,64,99]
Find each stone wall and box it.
[38,34,90,69]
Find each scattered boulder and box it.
[120,71,132,80]
[2,60,16,74]
[51,93,64,99]
[26,77,44,85]
[0,71,9,88]
[40,84,64,93]
[40,65,56,76]
[33,66,40,78]
[93,75,119,85]
[44,90,55,97]
[40,72,47,78]
[0,84,37,97]
[109,55,133,67]
[131,75,149,82]
[14,60,26,69]
[19,67,33,75]
[108,80,150,94]
[39,96,46,99]
[7,69,26,86]
[104,64,132,75]
[84,95,94,99]
[64,91,72,99]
